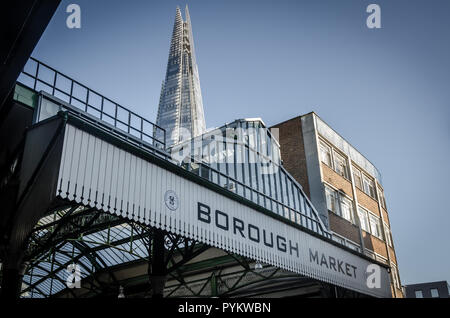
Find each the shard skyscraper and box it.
[156,6,206,148]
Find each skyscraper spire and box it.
[156,5,206,148]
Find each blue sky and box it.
[32,0,450,285]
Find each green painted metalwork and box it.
[13,83,38,108]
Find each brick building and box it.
[272,112,403,297]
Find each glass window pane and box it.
[293,185,299,211]
[430,288,439,298]
[369,214,382,239]
[227,144,235,180]
[210,140,219,171]
[236,183,244,197]
[266,132,272,159]
[257,160,264,193]
[358,207,369,232]
[262,163,270,197]
[340,197,353,222]
[379,188,387,209]
[236,144,244,183]
[333,151,348,179]
[244,147,250,186]
[274,171,281,202]
[363,175,376,198]
[245,185,251,200]
[249,150,258,190]
[353,168,362,189]
[280,173,288,205]
[320,142,332,166]
[269,169,276,201]
[248,122,256,149]
[298,192,305,214]
[325,186,337,212]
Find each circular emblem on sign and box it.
[164,190,179,211]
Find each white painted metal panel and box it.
[56,124,391,298]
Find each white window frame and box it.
[430,288,439,298]
[369,214,383,240]
[325,183,354,223]
[333,150,348,179]
[339,195,354,223]
[353,167,362,189]
[415,290,423,298]
[319,141,332,167]
[325,185,338,213]
[363,174,376,198]
[357,206,370,232]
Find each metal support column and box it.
[148,229,167,298]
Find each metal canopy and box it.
[2,57,392,298]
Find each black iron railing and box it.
[184,159,330,238]
[18,57,166,150]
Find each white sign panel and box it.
[56,124,391,297]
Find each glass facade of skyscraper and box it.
[156,6,206,148]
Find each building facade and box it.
[404,281,450,298]
[272,112,403,297]
[156,6,206,148]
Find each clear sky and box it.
[32,0,450,285]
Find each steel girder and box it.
[19,202,212,298]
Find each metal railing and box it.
[18,57,166,150]
[16,58,331,240]
[184,160,331,239]
[331,232,362,253]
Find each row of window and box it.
[357,206,383,240]
[325,182,398,291]
[320,142,349,179]
[319,139,387,208]
[325,184,391,243]
[325,185,354,223]
[415,288,440,298]
[354,167,375,197]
